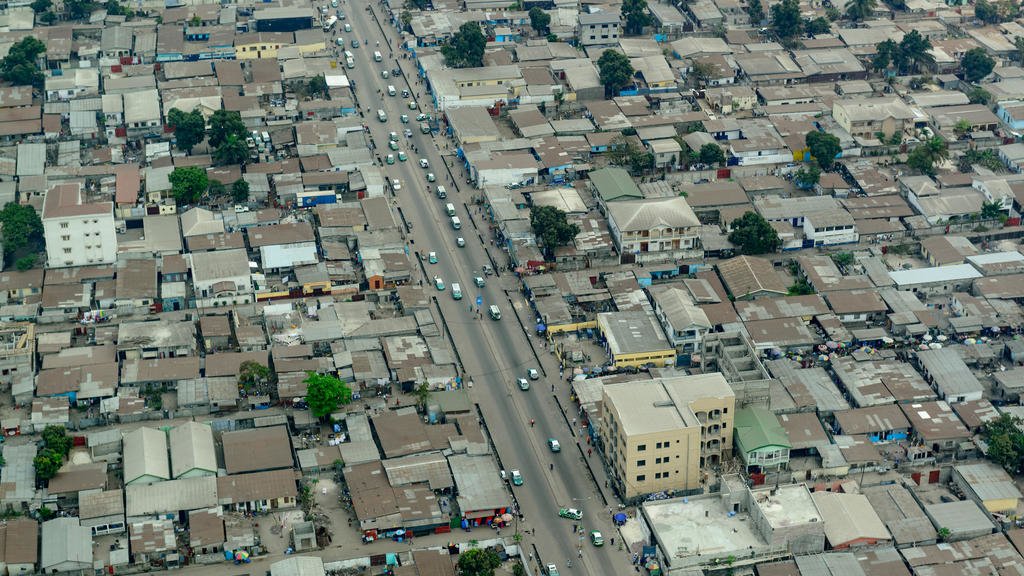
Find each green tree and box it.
[621,0,652,35]
[825,4,841,20]
[34,449,63,481]
[770,0,802,41]
[238,361,270,391]
[974,0,1001,23]
[806,131,841,170]
[528,7,550,34]
[984,414,1024,474]
[968,87,991,104]
[954,118,972,139]
[413,382,432,411]
[698,142,725,166]
[897,30,933,74]
[308,75,328,98]
[728,211,780,255]
[981,200,1006,221]
[598,49,634,98]
[610,134,654,175]
[441,22,486,68]
[168,167,209,204]
[166,107,206,154]
[457,548,502,576]
[304,372,353,419]
[105,0,133,17]
[844,0,877,20]
[788,278,813,295]
[961,47,995,82]
[905,136,947,175]
[804,17,830,35]
[0,202,43,259]
[1015,35,1024,66]
[872,39,896,72]
[30,0,51,12]
[794,164,821,188]
[41,425,72,457]
[747,0,764,25]
[15,255,35,270]
[400,10,413,30]
[65,0,97,19]
[1,37,45,88]
[232,178,250,203]
[690,60,715,86]
[530,205,579,253]
[214,133,249,166]
[207,110,247,150]
[937,527,951,542]
[38,11,57,23]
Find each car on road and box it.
[400,114,409,123]
[392,179,401,190]
[344,23,351,31]
[416,113,431,121]
[402,89,410,98]
[381,70,389,79]
[338,9,345,18]
[351,39,358,48]
[511,470,523,485]
[474,276,486,287]
[419,158,429,168]
[408,101,418,109]
[548,438,561,452]
[590,531,604,546]
[427,172,436,182]
[428,252,437,264]
[451,283,462,300]
[403,128,413,137]
[386,154,395,164]
[398,151,407,161]
[546,564,560,576]
[528,368,540,380]
[388,141,399,150]
[434,276,445,291]
[389,131,398,141]
[517,378,529,391]
[558,508,582,520]
[456,237,465,247]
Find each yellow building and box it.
[597,311,676,369]
[451,65,521,88]
[601,373,735,501]
[294,29,326,56]
[953,462,1021,514]
[234,31,295,60]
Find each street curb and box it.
[552,394,608,508]
[431,295,465,375]
[504,289,546,378]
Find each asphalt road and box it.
[337,7,632,575]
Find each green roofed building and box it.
[734,406,791,473]
[590,167,643,204]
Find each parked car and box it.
[511,470,523,486]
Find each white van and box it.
[451,216,461,230]
[346,57,355,69]
[377,109,387,122]
[387,85,396,96]
[374,51,382,62]
[489,305,501,320]
[451,283,462,300]
[261,131,270,143]
[436,185,447,199]
[445,203,456,216]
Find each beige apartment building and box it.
[601,373,735,501]
[832,97,919,140]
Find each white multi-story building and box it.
[802,210,858,247]
[606,196,702,264]
[578,11,620,47]
[189,248,254,308]
[42,184,117,268]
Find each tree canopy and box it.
[905,136,947,175]
[213,133,249,166]
[0,202,43,259]
[65,0,97,19]
[609,134,653,175]
[770,0,802,41]
[441,22,486,68]
[728,211,780,255]
[307,75,328,98]
[598,49,634,98]
[457,549,502,576]
[621,0,652,35]
[697,142,725,166]
[961,47,995,83]
[844,0,876,21]
[528,7,550,34]
[804,17,830,35]
[530,205,579,254]
[238,361,270,390]
[232,178,250,203]
[689,61,715,86]
[746,0,764,25]
[304,372,353,418]
[984,414,1024,474]
[974,0,1014,24]
[1,37,45,88]
[794,164,821,189]
[167,108,206,154]
[168,167,209,204]
[207,110,247,150]
[35,425,73,481]
[968,87,991,105]
[805,131,841,170]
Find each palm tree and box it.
[844,0,877,21]
[1015,35,1024,65]
[413,382,432,411]
[899,30,933,74]
[213,133,248,166]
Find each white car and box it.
[392,179,402,191]
[456,237,465,247]
[528,368,540,380]
[419,158,429,169]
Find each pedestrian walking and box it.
[578,549,583,558]
[587,448,591,456]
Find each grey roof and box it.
[916,348,984,399]
[810,492,890,547]
[125,476,218,518]
[41,517,92,571]
[955,462,1023,503]
[922,500,995,537]
[448,454,509,514]
[190,248,251,283]
[169,422,217,478]
[382,452,454,491]
[606,196,699,232]
[598,311,671,356]
[123,427,170,484]
[0,443,37,502]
